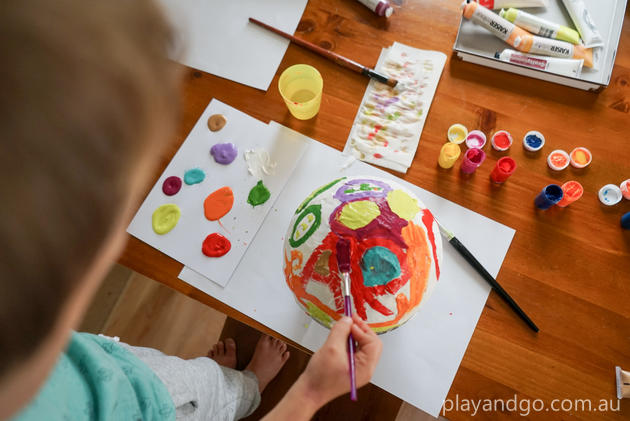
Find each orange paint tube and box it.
[463,1,594,68]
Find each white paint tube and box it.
[496,49,584,78]
[561,0,604,48]
[476,0,548,10]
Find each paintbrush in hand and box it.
[249,17,399,88]
[336,238,358,401]
[435,218,539,333]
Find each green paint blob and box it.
[184,168,205,185]
[247,180,271,207]
[361,246,401,287]
[295,177,346,214]
[306,302,332,327]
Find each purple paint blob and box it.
[210,143,238,165]
[334,179,391,202]
[162,176,182,196]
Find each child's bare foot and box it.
[246,335,290,392]
[208,338,237,369]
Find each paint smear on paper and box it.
[202,233,231,257]
[247,180,271,207]
[162,176,182,196]
[210,143,238,165]
[207,114,227,132]
[204,186,234,220]
[184,168,205,185]
[244,149,277,179]
[152,204,181,235]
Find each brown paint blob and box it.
[208,114,227,132]
[203,186,234,220]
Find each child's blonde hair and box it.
[0,0,180,376]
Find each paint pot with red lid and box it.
[534,184,563,210]
[490,156,516,183]
[491,130,513,151]
[556,181,583,207]
[460,148,486,174]
[547,149,570,171]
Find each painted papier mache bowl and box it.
[283,176,442,334]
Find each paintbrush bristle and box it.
[336,238,351,273]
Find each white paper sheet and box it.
[180,122,515,417]
[344,43,446,173]
[127,100,309,287]
[157,0,308,91]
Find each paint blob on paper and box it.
[283,176,442,333]
[204,187,234,220]
[210,143,238,165]
[244,149,277,179]
[162,176,182,196]
[184,168,205,185]
[247,180,271,207]
[202,233,231,257]
[152,204,181,235]
[207,114,227,132]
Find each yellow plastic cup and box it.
[278,64,323,120]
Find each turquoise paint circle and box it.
[184,168,205,185]
[361,246,401,287]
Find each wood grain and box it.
[119,0,630,418]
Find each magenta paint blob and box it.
[210,142,238,165]
[162,176,182,196]
[460,148,486,174]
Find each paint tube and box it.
[496,49,583,78]
[462,1,596,69]
[357,0,394,17]
[476,0,548,9]
[499,8,580,44]
[561,0,604,48]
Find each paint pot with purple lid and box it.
[622,212,630,229]
[523,131,545,152]
[465,130,487,149]
[357,0,393,17]
[460,148,486,174]
[598,184,622,206]
[491,130,513,151]
[534,184,563,210]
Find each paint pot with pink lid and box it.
[460,148,486,174]
[491,130,513,151]
[619,179,630,200]
[465,130,487,149]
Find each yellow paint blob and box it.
[152,204,181,235]
[338,200,380,230]
[387,189,420,220]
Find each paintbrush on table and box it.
[249,17,399,88]
[435,218,539,333]
[335,238,358,401]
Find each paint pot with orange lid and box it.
[547,149,570,171]
[556,181,583,207]
[570,147,592,168]
[491,130,513,151]
[438,142,461,169]
[490,156,516,183]
[461,148,486,174]
[619,179,630,200]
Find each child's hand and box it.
[300,313,382,407]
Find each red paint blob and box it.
[202,233,231,257]
[422,209,440,280]
[373,153,383,159]
[162,176,182,196]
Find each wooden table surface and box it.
[119,1,630,418]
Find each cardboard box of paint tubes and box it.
[453,0,627,91]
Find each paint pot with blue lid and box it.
[523,131,545,152]
[598,184,622,206]
[534,184,563,210]
[622,212,630,230]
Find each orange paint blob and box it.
[203,186,234,220]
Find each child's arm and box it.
[262,314,382,420]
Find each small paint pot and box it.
[534,184,564,210]
[523,131,545,152]
[622,212,630,229]
[438,142,461,169]
[490,156,517,183]
[569,147,592,168]
[598,184,622,206]
[447,124,468,144]
[547,149,570,171]
[491,130,513,151]
[556,181,583,207]
[460,148,486,174]
[465,130,487,149]
[619,179,630,200]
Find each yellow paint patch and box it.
[152,204,181,235]
[387,189,420,220]
[338,200,380,229]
